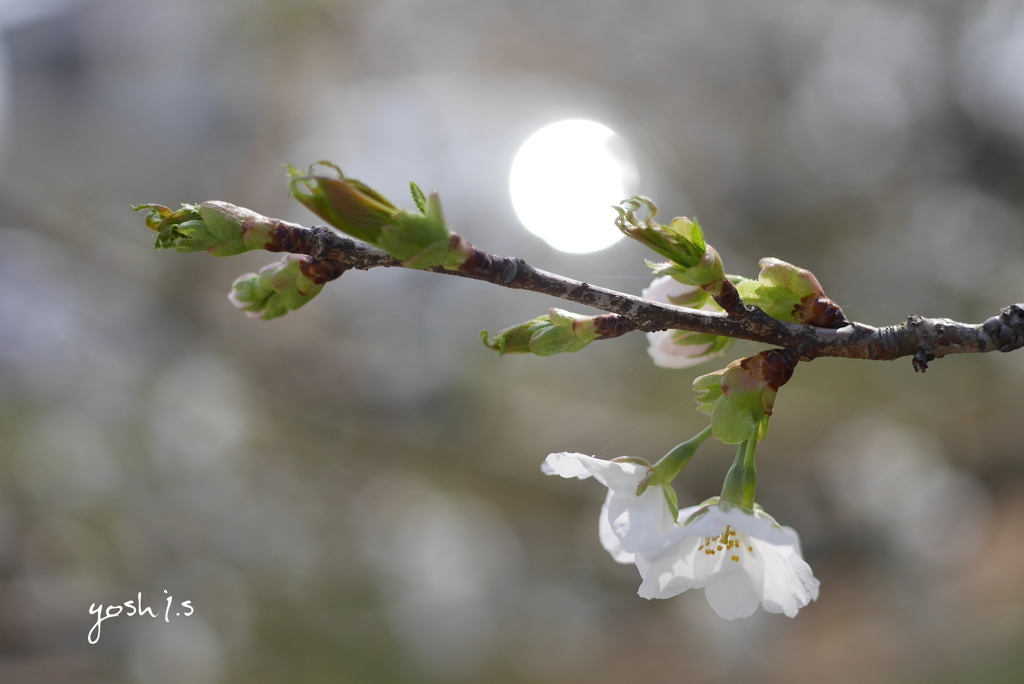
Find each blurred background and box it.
[1,0,1023,682]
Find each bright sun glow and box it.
[510,119,638,253]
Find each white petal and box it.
[606,487,678,557]
[642,276,703,303]
[542,452,593,479]
[704,569,761,620]
[755,539,820,617]
[682,504,797,548]
[599,491,635,564]
[646,331,717,369]
[642,276,726,369]
[673,503,706,523]
[641,502,820,618]
[634,552,650,577]
[636,536,702,599]
[690,534,730,585]
[541,452,647,493]
[661,504,729,547]
[738,533,766,597]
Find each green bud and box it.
[480,308,603,357]
[134,201,275,256]
[228,254,324,320]
[685,246,727,291]
[615,197,706,268]
[288,162,466,270]
[736,257,847,328]
[480,316,548,355]
[618,197,732,297]
[288,161,397,244]
[645,247,727,290]
[693,350,796,444]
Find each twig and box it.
[260,219,1024,370]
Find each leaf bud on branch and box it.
[288,161,477,270]
[737,258,847,328]
[480,308,635,356]
[615,197,743,315]
[228,253,345,320]
[135,201,282,256]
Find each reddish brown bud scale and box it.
[709,279,745,317]
[453,235,492,274]
[298,257,349,285]
[591,314,639,340]
[741,349,797,391]
[264,222,320,254]
[794,294,847,329]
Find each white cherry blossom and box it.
[635,499,819,619]
[542,452,679,562]
[642,276,733,369]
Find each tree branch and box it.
[259,218,1024,370]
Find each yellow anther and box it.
[731,555,739,562]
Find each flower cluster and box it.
[543,451,819,620]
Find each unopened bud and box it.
[135,201,276,256]
[615,197,706,269]
[641,276,735,368]
[288,162,468,270]
[618,198,736,308]
[288,161,396,244]
[692,350,797,444]
[228,254,325,320]
[737,258,847,328]
[481,308,605,356]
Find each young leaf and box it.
[409,181,428,214]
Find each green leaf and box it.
[693,368,726,414]
[662,486,680,522]
[409,181,427,214]
[710,396,759,444]
[667,217,706,254]
[400,238,452,269]
[378,211,450,264]
[529,325,586,355]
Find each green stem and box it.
[650,425,714,486]
[740,437,757,509]
[720,437,758,508]
[720,439,748,506]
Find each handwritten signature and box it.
[89,590,193,644]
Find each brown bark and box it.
[258,219,1024,370]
